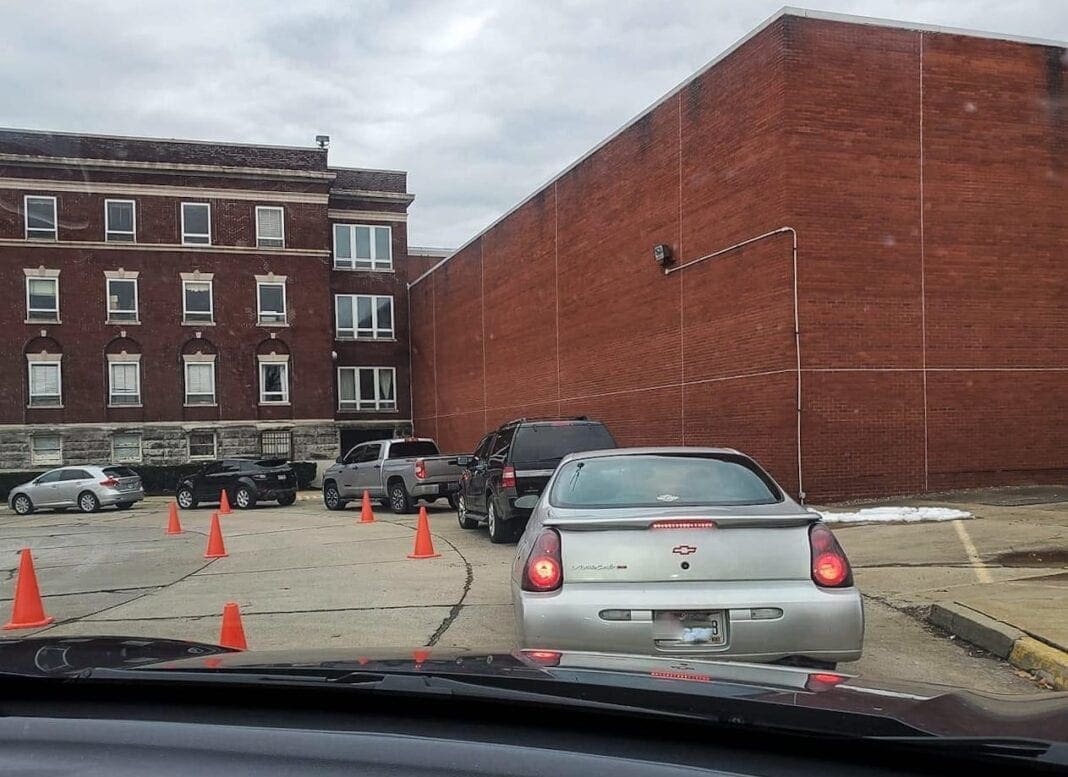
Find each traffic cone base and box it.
[4,549,55,630]
[166,501,183,535]
[204,512,228,558]
[219,489,232,514]
[359,490,375,523]
[219,602,247,650]
[408,506,441,559]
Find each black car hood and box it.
[1,636,1065,741]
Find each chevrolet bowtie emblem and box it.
[672,545,697,556]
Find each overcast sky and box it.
[2,1,1065,246]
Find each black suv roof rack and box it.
[503,416,589,426]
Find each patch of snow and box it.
[816,506,972,524]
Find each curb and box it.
[929,602,1068,690]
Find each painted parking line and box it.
[952,519,993,584]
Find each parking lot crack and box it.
[424,535,473,647]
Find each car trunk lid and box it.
[102,466,141,492]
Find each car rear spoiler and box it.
[543,513,820,530]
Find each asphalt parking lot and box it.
[0,491,1061,694]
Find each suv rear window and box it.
[389,441,439,458]
[550,453,781,507]
[255,459,289,469]
[103,466,138,478]
[510,423,615,465]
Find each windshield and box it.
[0,1,1062,745]
[510,424,616,464]
[551,455,781,507]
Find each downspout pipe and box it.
[663,226,804,502]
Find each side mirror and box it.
[514,495,539,510]
[335,456,343,464]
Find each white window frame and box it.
[332,224,393,271]
[106,276,139,323]
[182,278,214,324]
[181,202,211,245]
[27,355,63,408]
[24,195,57,240]
[183,357,217,406]
[335,294,393,340]
[111,432,143,463]
[255,206,285,248]
[337,366,397,412]
[104,199,137,242]
[256,280,287,325]
[108,358,142,407]
[258,357,290,405]
[25,274,60,323]
[31,434,62,466]
[187,431,217,460]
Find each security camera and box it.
[653,243,673,267]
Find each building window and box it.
[25,196,57,240]
[333,224,392,271]
[257,281,287,325]
[108,361,141,406]
[182,279,214,323]
[259,360,289,404]
[181,202,211,245]
[260,429,292,458]
[105,199,136,242]
[31,434,62,466]
[26,276,59,322]
[112,432,142,463]
[338,366,396,411]
[27,359,62,407]
[184,360,216,405]
[106,278,139,323]
[188,431,217,460]
[255,206,285,248]
[335,294,393,339]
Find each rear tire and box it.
[389,481,413,514]
[457,493,478,529]
[276,492,296,507]
[78,491,100,514]
[234,485,256,510]
[115,502,134,510]
[487,498,517,544]
[12,494,33,516]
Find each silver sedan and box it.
[510,447,863,669]
[8,465,144,515]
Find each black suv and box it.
[176,458,297,510]
[455,417,616,543]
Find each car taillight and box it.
[522,529,563,592]
[805,672,846,692]
[521,649,562,667]
[809,523,853,587]
[501,465,516,489]
[650,519,717,529]
[99,478,119,488]
[414,459,427,480]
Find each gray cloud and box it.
[2,0,1065,246]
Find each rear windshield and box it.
[255,459,289,469]
[549,454,781,507]
[510,423,615,465]
[388,441,440,458]
[103,466,138,478]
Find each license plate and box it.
[653,610,726,646]
[278,474,287,481]
[120,482,136,491]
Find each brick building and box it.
[0,128,417,470]
[408,9,1068,502]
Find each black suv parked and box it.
[455,417,616,543]
[176,458,297,510]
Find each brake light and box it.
[650,519,717,529]
[501,465,516,489]
[650,670,711,683]
[414,459,427,480]
[805,672,846,692]
[522,529,563,592]
[809,524,852,587]
[99,478,119,488]
[521,649,562,667]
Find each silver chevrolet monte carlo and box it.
[511,447,863,668]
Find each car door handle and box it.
[373,465,380,469]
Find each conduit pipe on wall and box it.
[663,227,804,502]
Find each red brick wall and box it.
[411,13,1068,501]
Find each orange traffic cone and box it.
[204,512,228,558]
[360,490,375,524]
[3,549,54,630]
[166,502,183,535]
[407,506,441,559]
[218,602,247,650]
[219,489,232,515]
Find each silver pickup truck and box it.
[322,437,464,514]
